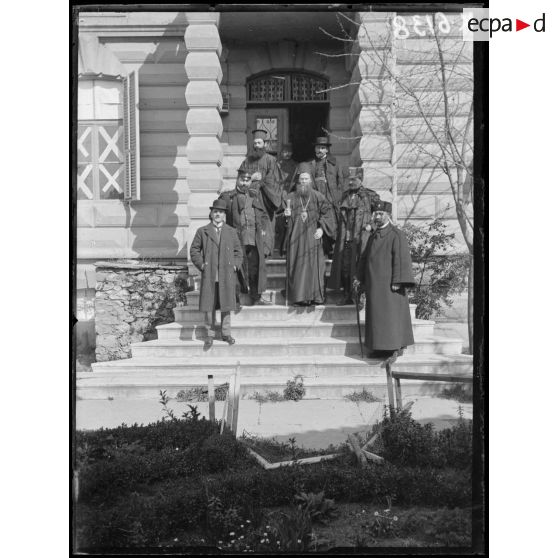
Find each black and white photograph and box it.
[71,3,486,553]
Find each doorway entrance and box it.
[245,70,331,163]
[247,104,329,163]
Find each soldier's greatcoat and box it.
[356,223,416,351]
[219,188,270,294]
[329,187,379,290]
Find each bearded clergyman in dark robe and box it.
[283,164,336,306]
[238,129,282,256]
[354,200,416,358]
[329,166,380,305]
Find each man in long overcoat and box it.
[283,164,337,306]
[190,199,244,349]
[302,136,344,258]
[239,129,282,254]
[330,167,380,305]
[219,168,272,305]
[355,200,415,356]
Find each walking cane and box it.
[284,199,291,307]
[354,282,364,358]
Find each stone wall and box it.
[94,261,189,362]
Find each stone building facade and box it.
[75,10,473,354]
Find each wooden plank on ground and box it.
[347,433,368,468]
[392,371,473,382]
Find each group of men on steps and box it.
[190,129,416,358]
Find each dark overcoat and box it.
[329,187,378,290]
[219,188,270,293]
[356,223,416,351]
[284,189,337,304]
[190,223,243,313]
[303,155,345,216]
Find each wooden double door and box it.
[247,104,329,163]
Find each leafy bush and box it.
[76,422,253,502]
[344,388,382,403]
[283,375,306,401]
[176,382,229,402]
[379,408,472,469]
[294,491,338,524]
[398,507,472,546]
[248,390,285,403]
[402,218,469,320]
[436,383,473,403]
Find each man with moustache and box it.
[283,164,336,306]
[190,199,244,349]
[238,129,282,256]
[219,168,272,306]
[354,200,415,358]
[329,167,380,305]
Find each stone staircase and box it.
[78,259,472,400]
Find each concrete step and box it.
[155,320,447,350]
[131,335,461,359]
[184,293,418,319]
[81,354,473,400]
[173,303,423,326]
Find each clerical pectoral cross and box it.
[300,195,311,222]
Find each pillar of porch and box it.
[349,12,397,219]
[184,13,224,251]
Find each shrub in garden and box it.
[398,507,472,546]
[294,491,338,524]
[176,382,229,402]
[402,218,469,320]
[283,375,306,401]
[436,383,473,403]
[379,409,472,469]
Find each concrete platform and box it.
[75,396,473,450]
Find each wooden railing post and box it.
[208,374,215,422]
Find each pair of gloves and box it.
[353,279,403,293]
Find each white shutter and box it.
[123,70,140,201]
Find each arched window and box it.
[247,71,329,103]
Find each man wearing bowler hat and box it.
[330,167,380,305]
[190,199,244,349]
[302,135,344,257]
[354,200,415,358]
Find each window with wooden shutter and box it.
[77,79,125,200]
[123,70,141,201]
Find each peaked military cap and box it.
[237,167,252,178]
[372,200,393,214]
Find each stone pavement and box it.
[75,396,472,450]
